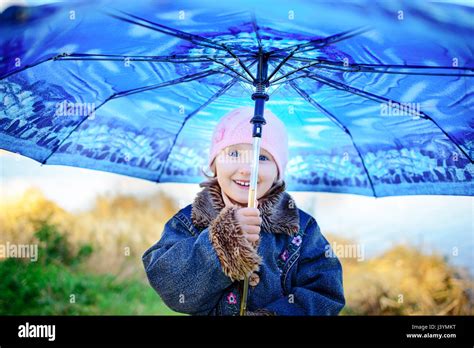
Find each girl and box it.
[143,107,345,315]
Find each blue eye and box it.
[259,155,269,161]
[229,150,239,157]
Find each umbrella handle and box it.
[239,136,261,316]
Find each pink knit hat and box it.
[208,106,289,180]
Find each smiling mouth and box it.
[234,180,257,188]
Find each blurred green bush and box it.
[0,222,177,315]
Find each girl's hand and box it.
[234,206,261,244]
[221,189,261,244]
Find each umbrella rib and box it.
[266,48,298,83]
[282,57,474,75]
[111,58,256,98]
[270,72,312,86]
[288,80,378,197]
[55,53,253,84]
[0,53,66,80]
[112,69,225,98]
[116,71,248,98]
[251,12,263,51]
[293,27,371,55]
[0,52,239,80]
[108,12,225,52]
[267,82,285,97]
[56,53,254,62]
[327,61,474,72]
[154,78,241,183]
[313,64,474,77]
[221,44,257,82]
[58,57,214,63]
[303,73,474,163]
[269,60,322,84]
[205,57,254,83]
[40,66,232,165]
[108,12,257,82]
[117,10,254,54]
[271,61,474,82]
[267,26,370,56]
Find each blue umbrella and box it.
[1,0,473,196]
[1,0,473,313]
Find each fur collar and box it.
[191,179,300,236]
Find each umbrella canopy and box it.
[1,0,473,197]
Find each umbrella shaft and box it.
[240,136,261,315]
[248,137,261,205]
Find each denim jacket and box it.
[143,179,345,315]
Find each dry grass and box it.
[0,188,177,278]
[324,235,474,315]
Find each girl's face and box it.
[214,143,278,205]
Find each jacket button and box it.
[249,272,260,287]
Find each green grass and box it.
[0,258,178,315]
[0,222,179,315]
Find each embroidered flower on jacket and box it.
[291,235,302,246]
[226,292,237,305]
[281,250,289,261]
